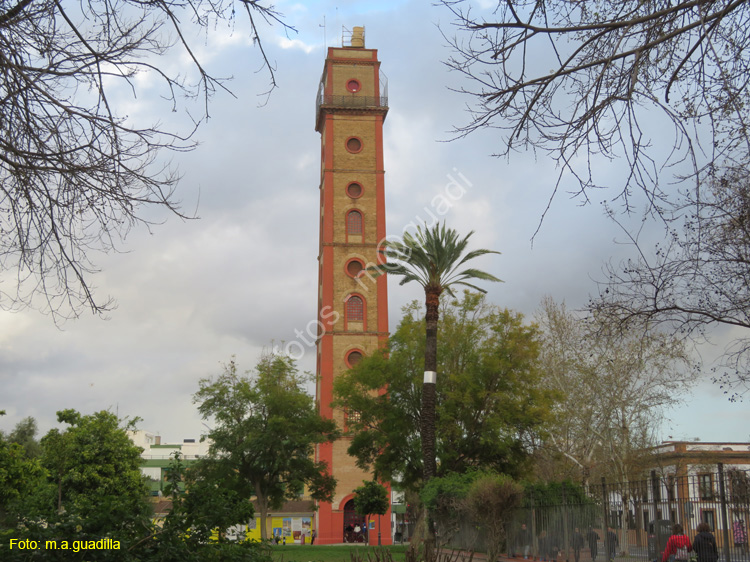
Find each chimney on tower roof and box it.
[351,26,365,47]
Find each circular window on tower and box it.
[346,79,362,93]
[347,182,363,199]
[346,349,364,368]
[346,258,364,278]
[346,136,363,153]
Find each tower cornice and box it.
[315,103,388,133]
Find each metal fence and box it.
[500,465,750,562]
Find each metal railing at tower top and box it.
[314,63,389,131]
[316,94,389,109]
[315,70,389,130]
[315,68,388,109]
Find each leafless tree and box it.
[592,166,750,399]
[728,468,750,509]
[0,0,291,320]
[535,298,698,485]
[440,0,750,396]
[439,0,750,221]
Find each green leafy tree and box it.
[39,410,150,539]
[7,416,41,458]
[0,433,45,528]
[138,452,193,555]
[373,223,501,486]
[154,453,225,545]
[137,452,262,561]
[182,459,259,543]
[1,410,151,561]
[194,353,339,541]
[0,414,44,524]
[335,293,552,491]
[353,480,389,545]
[40,420,75,514]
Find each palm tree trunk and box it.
[422,287,439,482]
[422,286,441,550]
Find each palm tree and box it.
[374,223,501,484]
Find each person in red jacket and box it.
[662,524,693,562]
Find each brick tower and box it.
[314,27,391,545]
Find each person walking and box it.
[548,530,561,562]
[572,528,585,562]
[607,528,618,562]
[587,528,600,561]
[734,519,748,553]
[662,524,692,562]
[516,523,531,559]
[693,523,718,562]
[539,530,550,562]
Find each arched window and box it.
[346,295,364,322]
[347,210,363,235]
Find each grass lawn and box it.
[270,544,409,562]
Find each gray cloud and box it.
[1,0,748,445]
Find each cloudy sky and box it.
[1,0,748,446]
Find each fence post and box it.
[563,482,570,562]
[651,470,660,562]
[531,488,538,560]
[602,477,610,562]
[718,463,731,562]
[651,470,659,522]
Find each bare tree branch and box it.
[439,0,750,217]
[592,167,750,399]
[0,0,294,321]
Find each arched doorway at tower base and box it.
[342,499,367,543]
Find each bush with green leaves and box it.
[421,470,522,557]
